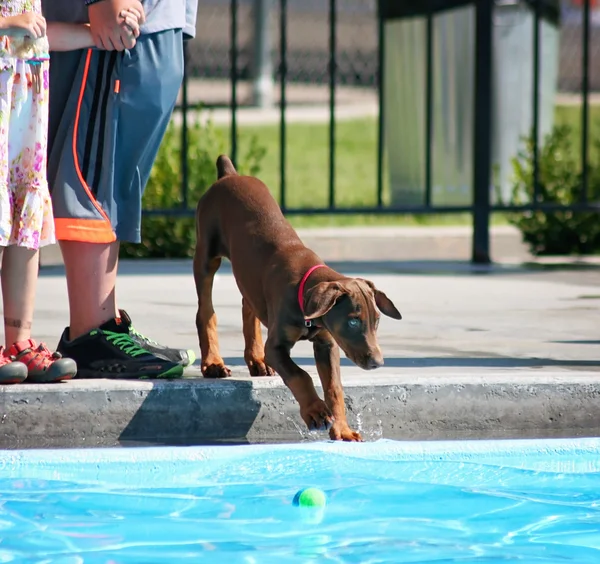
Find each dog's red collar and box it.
[298,264,327,326]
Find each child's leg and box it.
[0,65,32,383]
[1,244,75,382]
[0,59,76,382]
[0,242,28,384]
[1,59,46,347]
[1,245,38,347]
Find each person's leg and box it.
[1,245,76,382]
[0,57,77,383]
[2,246,37,346]
[110,30,195,366]
[0,245,28,384]
[47,52,119,340]
[0,61,28,384]
[60,240,119,339]
[47,47,184,379]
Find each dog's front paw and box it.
[329,424,363,442]
[300,399,334,432]
[245,356,276,377]
[202,363,232,379]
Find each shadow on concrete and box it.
[222,356,600,370]
[551,340,600,345]
[326,260,600,277]
[38,259,600,278]
[118,379,260,446]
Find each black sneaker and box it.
[119,310,196,367]
[56,316,184,380]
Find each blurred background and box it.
[184,0,598,103]
[114,0,600,263]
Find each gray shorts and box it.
[47,29,184,244]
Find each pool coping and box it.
[1,369,600,448]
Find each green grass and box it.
[215,118,486,228]
[206,103,598,228]
[222,119,383,209]
[555,104,600,163]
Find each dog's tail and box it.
[216,155,238,179]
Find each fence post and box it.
[180,40,189,210]
[376,5,384,208]
[328,0,337,209]
[279,0,287,209]
[252,0,274,108]
[471,0,493,264]
[581,0,591,202]
[230,0,239,166]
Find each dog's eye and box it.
[347,318,361,329]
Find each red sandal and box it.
[6,339,77,383]
[0,347,27,384]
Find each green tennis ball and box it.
[293,487,327,508]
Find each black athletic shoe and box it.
[119,310,196,367]
[56,316,184,380]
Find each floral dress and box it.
[0,0,53,249]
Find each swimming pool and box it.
[2,438,600,563]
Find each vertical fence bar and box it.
[532,0,540,203]
[472,0,493,264]
[581,0,590,203]
[328,0,337,209]
[279,0,287,210]
[424,11,434,208]
[180,40,189,210]
[376,5,385,208]
[230,0,239,166]
[251,0,274,108]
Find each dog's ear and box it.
[303,282,345,320]
[361,279,402,320]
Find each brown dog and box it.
[193,155,402,441]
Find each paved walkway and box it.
[171,79,596,126]
[5,233,600,448]
[34,255,600,376]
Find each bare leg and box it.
[312,333,362,442]
[242,297,274,376]
[194,254,229,378]
[59,240,119,339]
[1,246,38,347]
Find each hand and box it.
[0,13,47,39]
[88,0,145,51]
[120,8,142,39]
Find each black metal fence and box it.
[167,0,600,264]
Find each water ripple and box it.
[1,445,600,562]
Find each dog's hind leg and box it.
[194,248,230,379]
[242,298,275,376]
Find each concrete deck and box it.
[6,226,600,448]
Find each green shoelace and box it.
[94,331,149,357]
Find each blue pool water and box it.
[2,438,600,563]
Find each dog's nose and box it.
[366,357,384,370]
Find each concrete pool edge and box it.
[1,369,600,448]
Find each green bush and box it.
[120,109,267,259]
[508,124,600,255]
